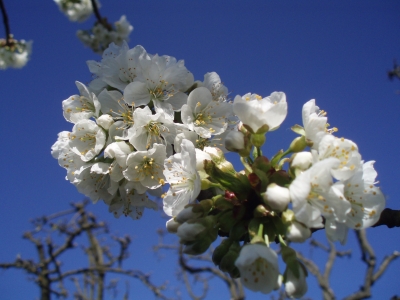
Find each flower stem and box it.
[0,0,12,46]
[240,157,252,174]
[90,0,111,30]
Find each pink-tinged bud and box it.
[263,183,290,212]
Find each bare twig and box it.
[0,202,172,300]
[297,239,351,300]
[344,230,400,300]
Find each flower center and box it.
[148,80,175,102]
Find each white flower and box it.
[124,53,194,119]
[77,15,133,54]
[200,72,228,102]
[343,161,385,229]
[300,99,330,149]
[97,89,134,134]
[233,92,287,134]
[87,42,147,90]
[51,131,71,160]
[73,163,117,203]
[69,119,107,162]
[284,262,308,298]
[181,87,233,138]
[318,135,361,181]
[289,158,346,228]
[127,106,176,151]
[104,181,157,220]
[124,144,166,189]
[54,0,99,22]
[263,183,291,212]
[324,217,349,244]
[163,139,201,216]
[174,131,198,153]
[104,141,132,168]
[0,39,32,70]
[235,244,280,294]
[62,81,101,123]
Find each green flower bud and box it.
[219,242,241,276]
[253,204,270,218]
[250,133,266,147]
[212,238,233,265]
[204,160,250,200]
[269,170,291,186]
[289,136,307,153]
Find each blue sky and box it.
[1,0,399,299]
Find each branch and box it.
[90,0,112,30]
[179,247,245,300]
[59,267,171,300]
[372,208,400,228]
[344,230,400,300]
[0,0,11,45]
[297,239,351,300]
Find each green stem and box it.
[278,234,287,247]
[257,223,264,238]
[240,157,252,174]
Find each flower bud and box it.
[177,222,205,242]
[263,183,290,212]
[289,136,307,153]
[284,262,308,298]
[253,204,270,218]
[176,206,202,224]
[286,221,311,243]
[290,151,312,171]
[204,146,236,174]
[166,218,180,233]
[225,131,245,152]
[219,242,241,277]
[250,133,266,148]
[212,238,233,265]
[96,114,114,130]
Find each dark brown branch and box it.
[90,0,112,30]
[0,0,11,45]
[372,208,400,228]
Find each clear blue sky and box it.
[1,1,399,299]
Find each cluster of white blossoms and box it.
[0,39,32,70]
[77,15,133,54]
[52,41,386,298]
[52,41,234,220]
[53,0,132,54]
[54,0,100,22]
